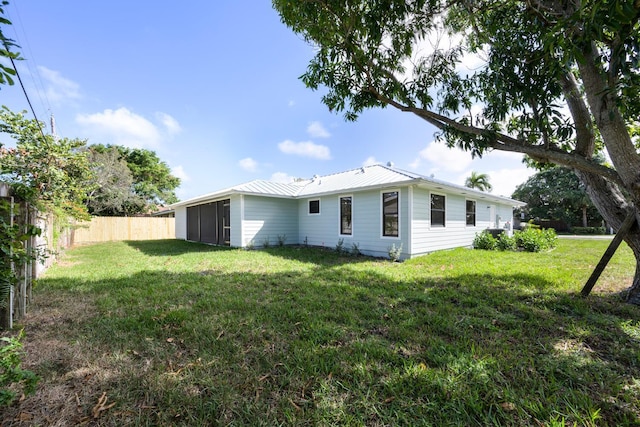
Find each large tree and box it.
[273,0,640,303]
[88,144,180,215]
[512,167,603,228]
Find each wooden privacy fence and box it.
[73,217,175,244]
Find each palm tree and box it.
[465,171,493,192]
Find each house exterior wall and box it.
[241,195,298,247]
[410,187,516,256]
[298,187,409,259]
[175,206,187,240]
[174,185,517,258]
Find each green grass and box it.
[8,239,640,426]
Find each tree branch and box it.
[365,86,624,187]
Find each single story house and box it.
[170,164,526,259]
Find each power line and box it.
[4,45,48,143]
[6,2,52,123]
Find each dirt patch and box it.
[0,293,128,426]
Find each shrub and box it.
[277,234,287,247]
[473,230,497,250]
[335,238,345,254]
[571,226,606,235]
[496,232,517,251]
[350,242,361,257]
[1,332,39,407]
[515,227,557,252]
[388,243,403,262]
[262,236,270,248]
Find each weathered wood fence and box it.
[72,217,175,244]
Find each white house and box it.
[170,164,526,259]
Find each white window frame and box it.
[308,199,321,215]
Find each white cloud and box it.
[416,141,473,173]
[487,168,536,198]
[239,157,259,172]
[362,156,380,167]
[288,100,296,107]
[171,165,190,182]
[156,112,181,135]
[38,66,81,103]
[307,121,331,138]
[76,107,179,149]
[270,172,296,183]
[278,139,331,160]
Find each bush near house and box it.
[473,228,557,253]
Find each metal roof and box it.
[170,164,526,208]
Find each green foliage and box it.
[475,228,557,253]
[0,108,93,221]
[465,171,493,192]
[0,331,38,407]
[473,230,497,250]
[335,238,345,254]
[277,234,287,247]
[88,144,180,215]
[572,227,606,235]
[0,0,21,88]
[84,146,142,216]
[515,227,558,253]
[495,232,517,251]
[512,167,602,227]
[0,202,40,307]
[350,242,361,257]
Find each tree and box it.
[0,108,93,219]
[0,107,94,325]
[84,146,143,216]
[512,167,602,228]
[273,1,640,303]
[88,144,180,215]
[465,171,493,192]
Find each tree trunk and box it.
[575,170,640,302]
[582,206,588,228]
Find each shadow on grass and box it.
[14,252,640,426]
[125,239,378,267]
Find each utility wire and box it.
[6,3,55,133]
[4,47,48,144]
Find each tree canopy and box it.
[273,0,640,303]
[86,144,180,216]
[0,108,93,220]
[512,167,603,228]
[465,171,492,192]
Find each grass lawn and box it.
[2,238,640,426]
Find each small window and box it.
[383,191,399,237]
[309,199,320,215]
[431,194,445,227]
[340,196,352,235]
[466,200,476,226]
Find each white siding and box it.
[242,196,298,247]
[229,194,243,247]
[175,206,187,240]
[410,187,516,256]
[298,188,410,259]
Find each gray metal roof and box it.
[171,164,526,207]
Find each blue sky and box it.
[1,1,534,201]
